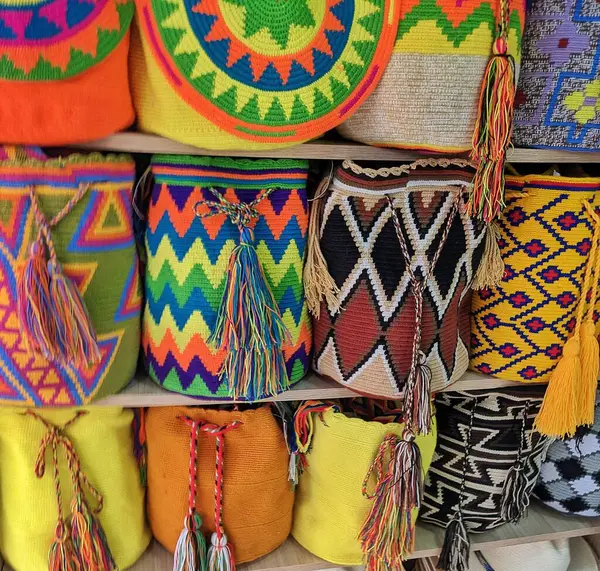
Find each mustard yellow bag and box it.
[291,400,437,568]
[0,407,150,571]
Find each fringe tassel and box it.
[174,513,207,571]
[49,523,80,571]
[535,336,579,438]
[410,355,433,436]
[500,461,529,522]
[304,190,340,318]
[48,258,101,366]
[578,321,599,426]
[210,226,291,400]
[472,222,505,289]
[360,432,423,569]
[437,514,470,571]
[468,33,515,222]
[208,532,235,571]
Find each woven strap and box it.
[342,159,474,179]
[180,417,202,521]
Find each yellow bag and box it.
[292,401,437,567]
[0,407,150,571]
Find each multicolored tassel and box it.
[132,408,148,487]
[360,430,423,570]
[195,188,291,400]
[293,400,338,473]
[48,522,80,571]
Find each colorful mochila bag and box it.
[470,170,600,438]
[291,399,437,568]
[420,387,548,571]
[0,149,141,406]
[309,159,485,435]
[129,0,401,150]
[338,0,526,223]
[146,405,294,568]
[535,391,600,517]
[513,0,600,151]
[0,0,134,144]
[0,407,150,571]
[143,155,311,400]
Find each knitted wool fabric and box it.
[420,387,548,533]
[146,405,293,563]
[143,155,311,399]
[313,159,486,399]
[338,0,526,152]
[470,173,600,383]
[513,0,600,151]
[0,0,134,144]
[0,152,141,406]
[0,407,150,571]
[129,0,401,150]
[535,392,600,517]
[292,405,437,566]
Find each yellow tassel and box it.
[578,321,599,426]
[534,336,580,438]
[304,186,340,318]
[472,222,505,290]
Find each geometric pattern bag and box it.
[420,387,548,571]
[0,0,135,144]
[470,171,600,437]
[338,0,526,152]
[0,149,141,406]
[311,159,485,433]
[143,155,311,400]
[513,0,600,151]
[130,0,401,150]
[536,391,600,517]
[0,406,150,571]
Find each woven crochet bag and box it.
[470,170,600,438]
[338,0,526,153]
[146,405,293,567]
[0,407,150,571]
[420,387,548,571]
[309,159,485,434]
[143,155,311,400]
[535,391,600,517]
[129,0,401,150]
[513,0,600,151]
[0,149,141,406]
[291,399,437,568]
[0,0,134,144]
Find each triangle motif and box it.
[115,263,142,322]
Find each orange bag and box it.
[146,405,293,565]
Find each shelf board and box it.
[129,503,600,570]
[71,132,600,163]
[96,371,541,407]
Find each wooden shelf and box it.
[71,132,600,163]
[129,503,600,570]
[96,371,541,407]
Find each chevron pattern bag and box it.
[310,159,485,434]
[420,387,548,571]
[514,0,600,151]
[146,405,294,567]
[0,0,134,144]
[130,0,401,150]
[0,407,150,571]
[143,155,311,400]
[291,399,437,568]
[470,171,600,438]
[0,148,141,406]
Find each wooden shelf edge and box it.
[70,132,600,163]
[94,371,544,407]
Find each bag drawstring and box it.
[535,201,600,437]
[18,185,100,367]
[387,192,460,435]
[132,408,147,487]
[438,397,478,571]
[360,429,423,570]
[174,417,207,571]
[194,188,291,401]
[27,410,115,571]
[501,399,531,522]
